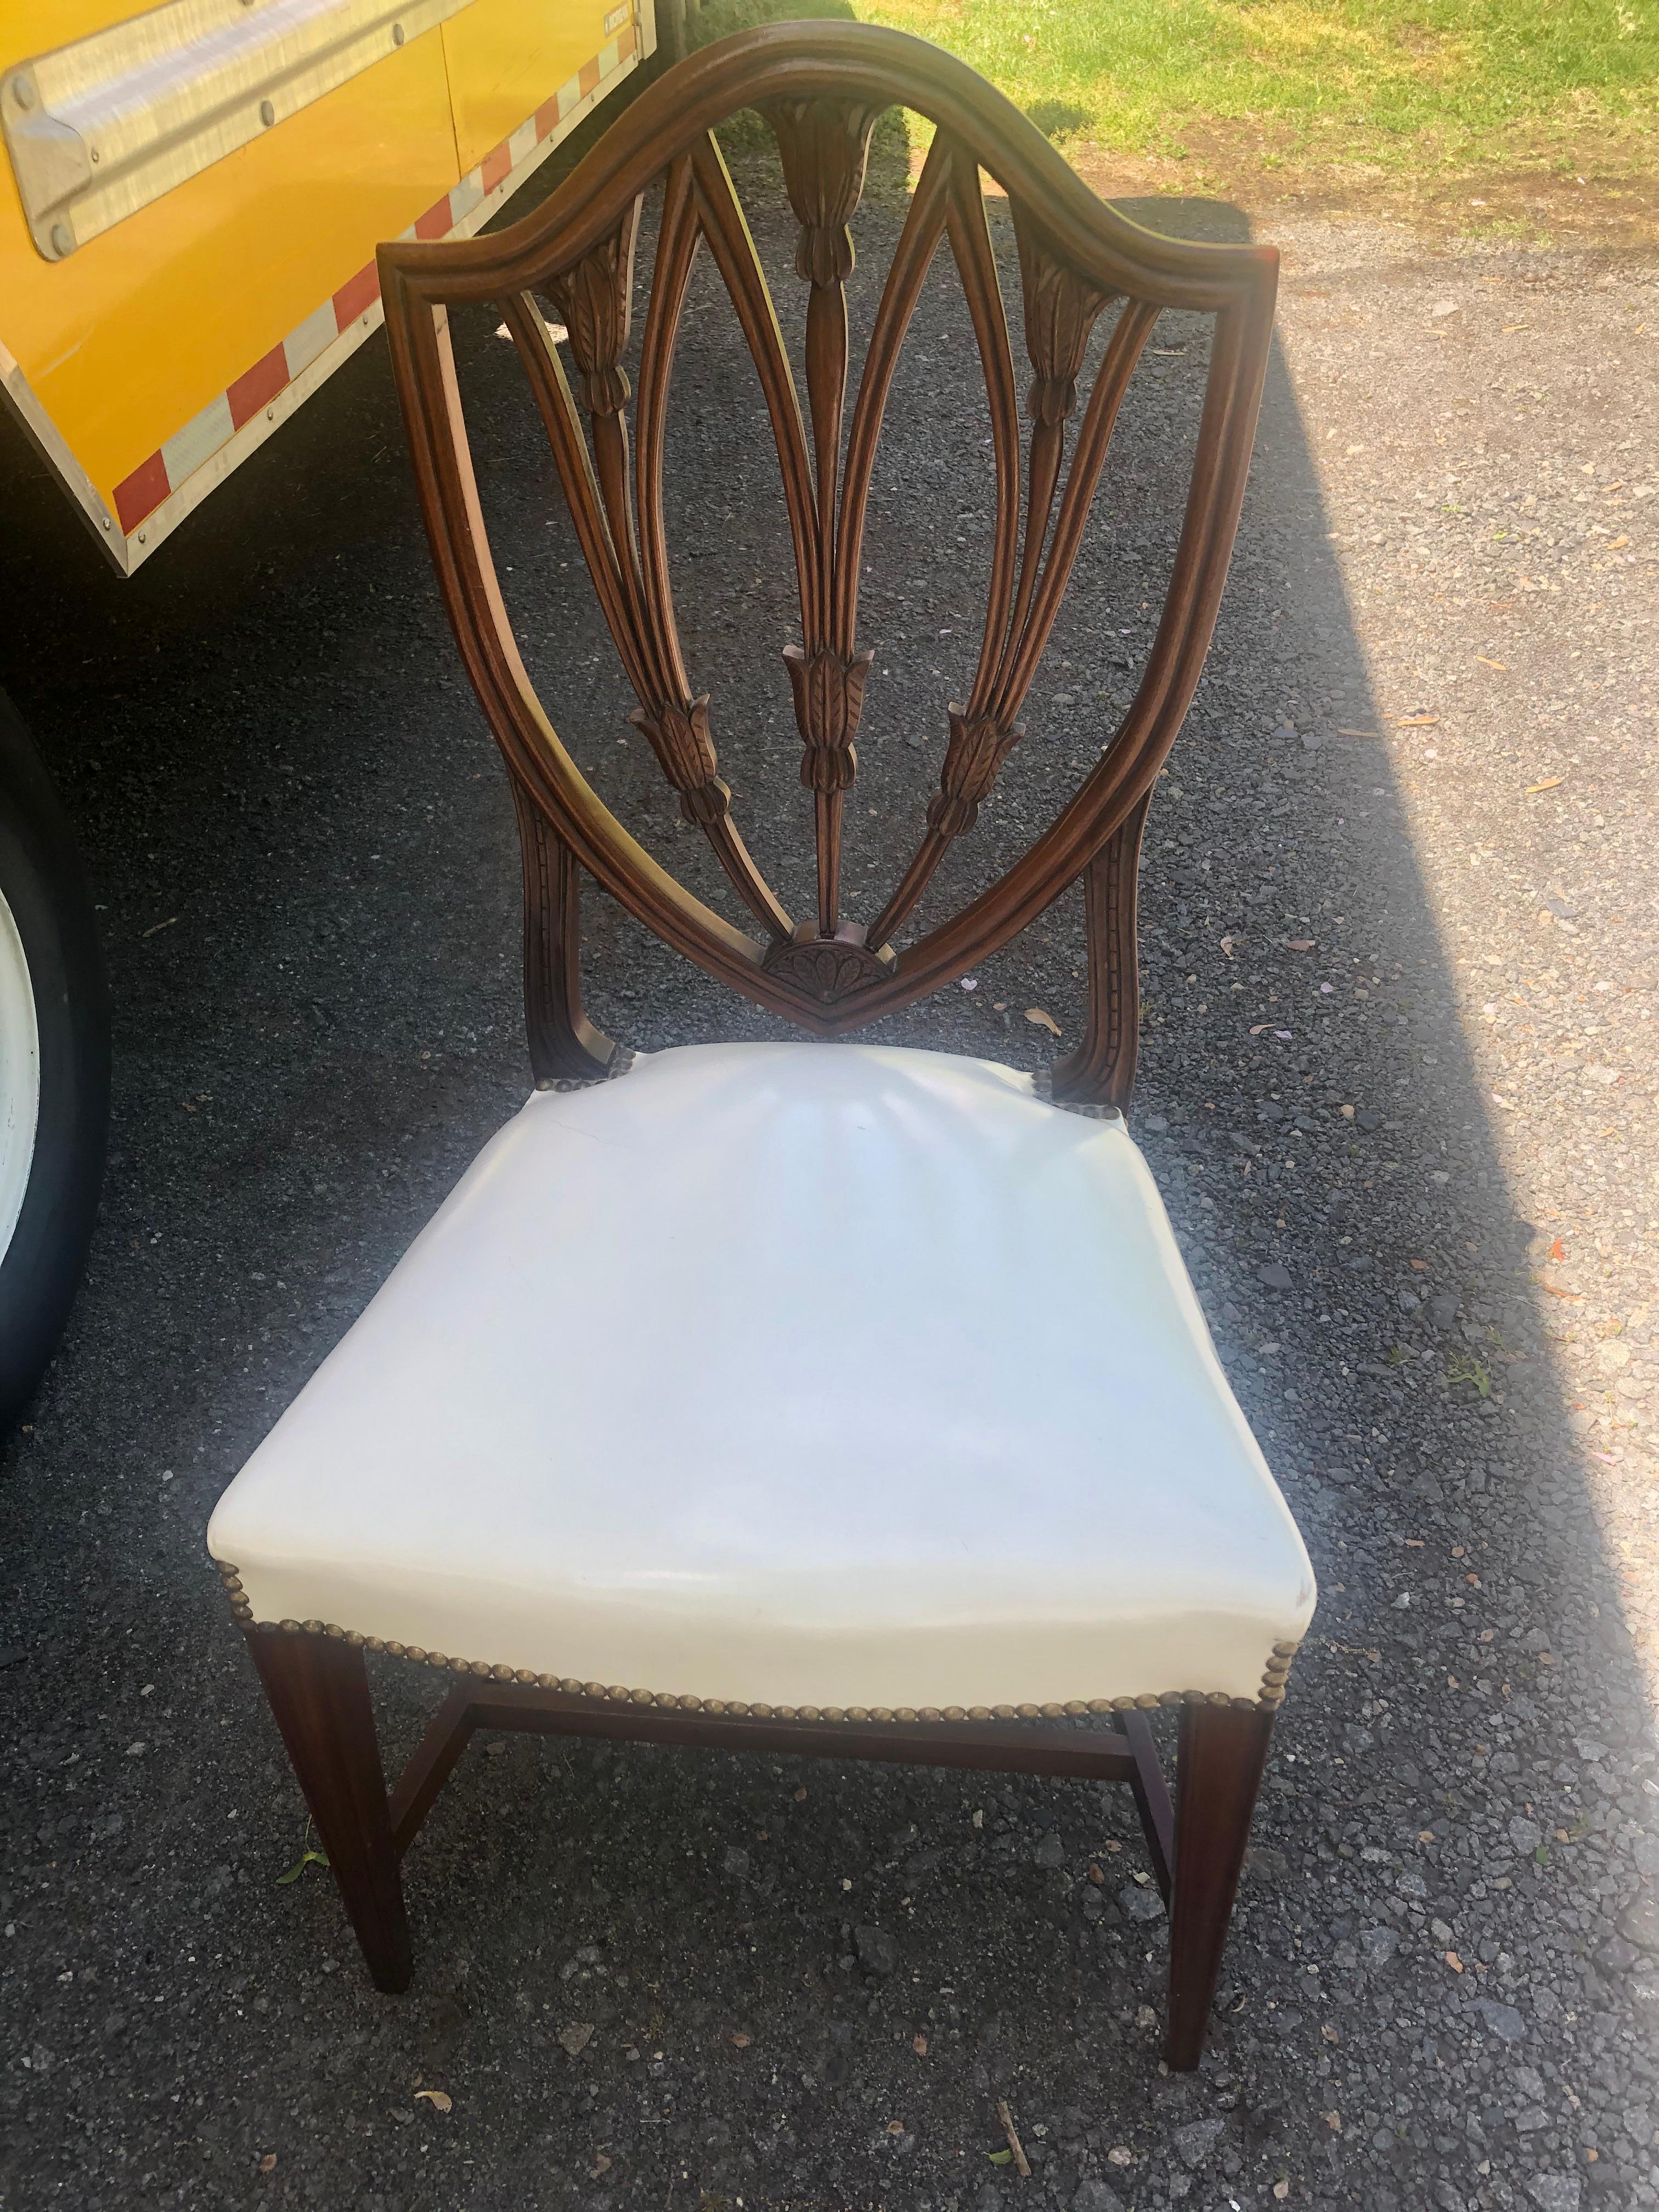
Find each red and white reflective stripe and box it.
[112,21,637,551]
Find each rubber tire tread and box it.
[0,688,109,1432]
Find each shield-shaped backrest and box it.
[379,22,1276,1109]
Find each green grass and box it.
[691,0,1659,185]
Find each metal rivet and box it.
[101,516,111,530]
[11,75,35,109]
[392,20,405,43]
[137,530,146,543]
[266,407,274,420]
[49,221,72,257]
[89,147,100,163]
[259,98,275,126]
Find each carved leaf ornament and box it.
[379,22,1277,1108]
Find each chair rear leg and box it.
[246,1629,413,1994]
[1165,1701,1274,2069]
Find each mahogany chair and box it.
[206,21,1314,2069]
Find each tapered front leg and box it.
[1165,1701,1274,2069]
[246,1629,413,1994]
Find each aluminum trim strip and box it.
[2,0,476,259]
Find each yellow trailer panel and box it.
[0,0,651,573]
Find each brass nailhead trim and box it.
[1030,1063,1124,1123]
[1258,1639,1302,1710]
[215,1569,1295,1717]
[545,1046,638,1095]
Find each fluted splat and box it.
[869,208,1154,951]
[764,94,882,935]
[506,197,792,944]
[382,21,1278,1090]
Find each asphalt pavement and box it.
[2,123,1657,2212]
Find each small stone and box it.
[558,2022,594,2057]
[1594,1933,1639,1973]
[1142,1113,1169,1134]
[1072,2181,1127,2212]
[1362,1925,1400,1968]
[1476,1997,1525,2044]
[1034,1832,1065,1869]
[1119,1881,1165,1923]
[1430,1295,1462,1328]
[1173,2116,1225,2168]
[854,1925,898,1977]
[1618,1892,1659,1954]
[1257,1262,1294,1290]
[1509,1816,1543,1855]
[1356,1109,1383,1131]
[1524,2177,1582,2212]
[721,1845,750,1879]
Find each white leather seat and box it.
[208,1044,1315,1717]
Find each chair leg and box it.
[1165,1701,1274,2070]
[246,1629,413,1994]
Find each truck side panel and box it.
[0,0,642,573]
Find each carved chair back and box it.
[378,22,1277,1109]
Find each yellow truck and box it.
[0,0,656,1418]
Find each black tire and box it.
[0,689,109,1431]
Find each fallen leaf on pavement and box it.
[730,2032,751,2049]
[589,2154,612,2178]
[912,2034,929,2056]
[414,2090,452,2112]
[1549,1237,1566,1261]
[1446,1951,1464,1973]
[1337,726,1378,737]
[1608,535,1630,550]
[1025,1007,1062,1037]
[1286,938,1314,950]
[259,2155,276,2173]
[1475,656,1508,671]
[1397,713,1439,727]
[1525,776,1564,794]
[559,2024,595,2057]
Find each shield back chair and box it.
[206,21,1315,2070]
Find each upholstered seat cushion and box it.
[208,1043,1315,1714]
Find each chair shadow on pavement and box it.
[0,138,1652,2212]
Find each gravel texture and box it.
[1,115,1656,2212]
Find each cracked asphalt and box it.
[2,111,1657,2212]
